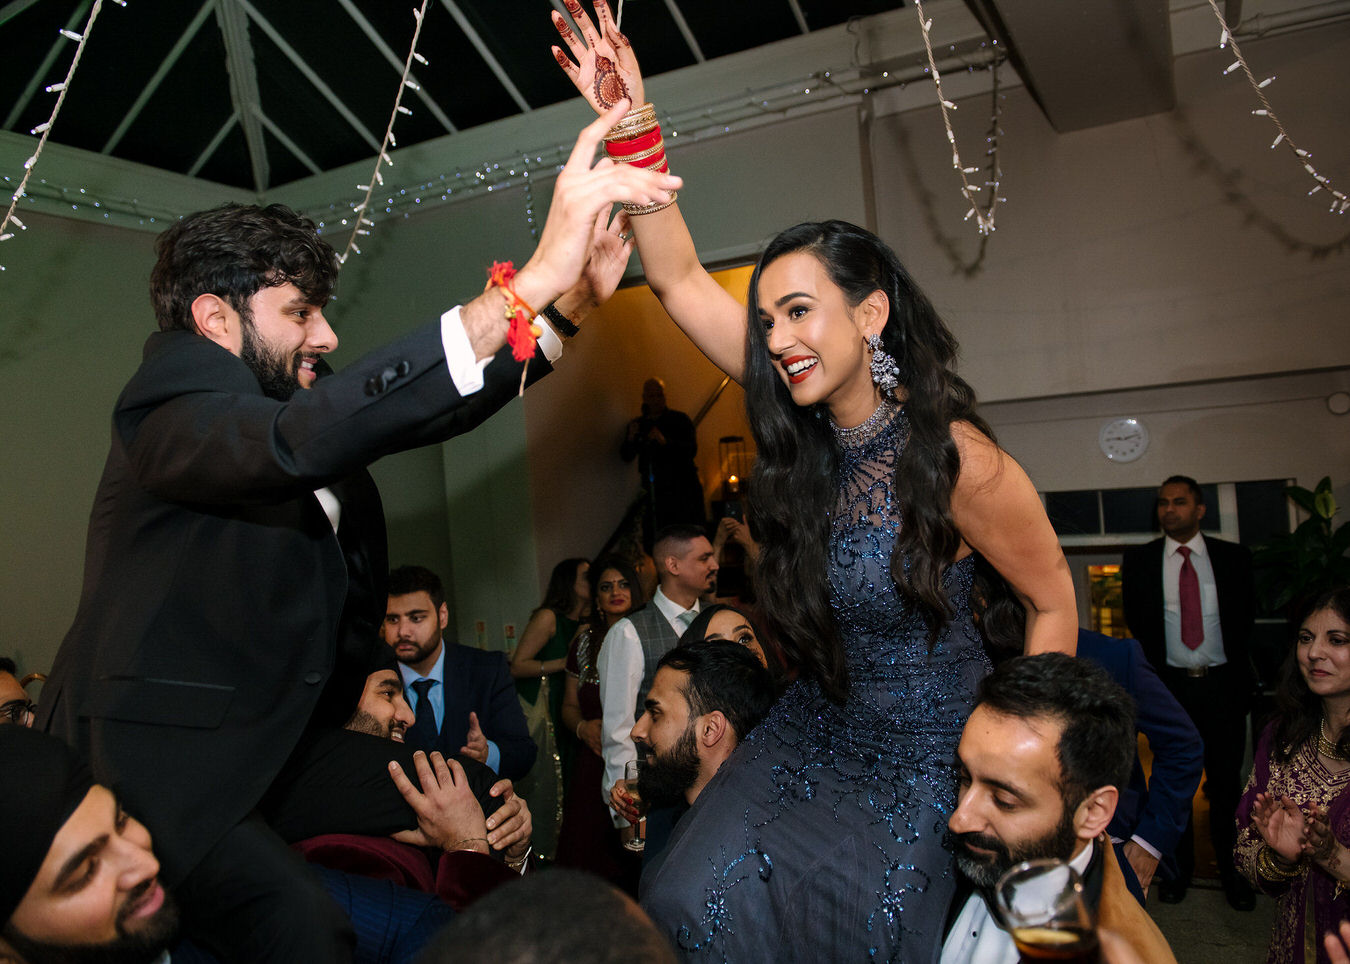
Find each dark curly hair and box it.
[150,203,338,333]
[743,220,993,701]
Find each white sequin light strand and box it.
[911,0,1002,236]
[339,0,432,266]
[1206,0,1346,214]
[0,0,122,271]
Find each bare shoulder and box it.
[949,420,1008,492]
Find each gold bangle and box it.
[623,190,678,216]
[1258,845,1302,881]
[448,836,490,853]
[605,103,659,141]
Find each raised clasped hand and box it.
[517,104,680,303]
[551,0,645,116]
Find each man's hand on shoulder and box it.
[387,750,489,853]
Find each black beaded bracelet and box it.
[541,302,579,338]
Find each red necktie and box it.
[1178,546,1204,650]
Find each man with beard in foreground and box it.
[604,640,774,891]
[35,107,680,964]
[940,653,1177,964]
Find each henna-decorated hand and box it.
[551,0,645,116]
[1253,792,1308,862]
[1304,804,1339,863]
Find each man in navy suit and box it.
[385,565,536,781]
[1076,629,1203,904]
[1121,474,1258,909]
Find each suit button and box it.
[303,671,323,685]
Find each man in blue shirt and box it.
[384,565,536,780]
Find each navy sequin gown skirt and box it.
[641,405,991,962]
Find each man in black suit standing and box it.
[1121,474,1258,910]
[384,565,536,781]
[35,109,680,963]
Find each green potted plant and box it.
[1252,476,1350,618]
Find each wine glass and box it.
[621,760,648,853]
[995,858,1100,963]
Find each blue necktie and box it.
[408,678,438,748]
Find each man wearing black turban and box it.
[0,726,179,964]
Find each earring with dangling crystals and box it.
[867,333,900,393]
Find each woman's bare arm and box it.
[550,0,746,378]
[509,609,564,678]
[949,422,1077,655]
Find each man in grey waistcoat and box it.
[597,525,718,845]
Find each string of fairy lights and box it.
[1,1,1345,270]
[911,0,1003,236]
[337,0,431,266]
[0,0,124,271]
[1204,0,1346,215]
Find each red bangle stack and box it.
[603,102,677,215]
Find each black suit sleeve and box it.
[116,325,550,505]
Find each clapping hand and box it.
[1252,792,1307,862]
[551,0,645,116]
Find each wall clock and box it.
[1098,417,1149,463]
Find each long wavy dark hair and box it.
[744,221,992,702]
[1272,587,1350,763]
[536,557,590,619]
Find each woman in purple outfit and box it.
[1237,587,1350,963]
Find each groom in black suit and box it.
[1121,474,1257,910]
[35,111,679,964]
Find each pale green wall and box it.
[0,212,157,675]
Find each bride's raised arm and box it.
[551,0,748,381]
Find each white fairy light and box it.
[912,0,1003,236]
[1205,0,1346,214]
[338,0,432,266]
[2,0,121,271]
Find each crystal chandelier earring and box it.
[867,333,900,392]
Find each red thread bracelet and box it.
[487,260,542,363]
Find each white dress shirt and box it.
[1161,534,1226,669]
[940,840,1095,964]
[596,586,698,826]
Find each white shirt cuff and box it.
[439,304,564,397]
[1129,835,1161,860]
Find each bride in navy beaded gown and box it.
[549,6,1078,960]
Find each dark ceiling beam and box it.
[187,112,238,178]
[662,0,706,61]
[0,0,42,28]
[2,0,91,130]
[215,0,268,191]
[335,0,457,135]
[257,108,321,176]
[437,0,532,112]
[962,0,1175,132]
[237,0,381,152]
[103,0,215,154]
